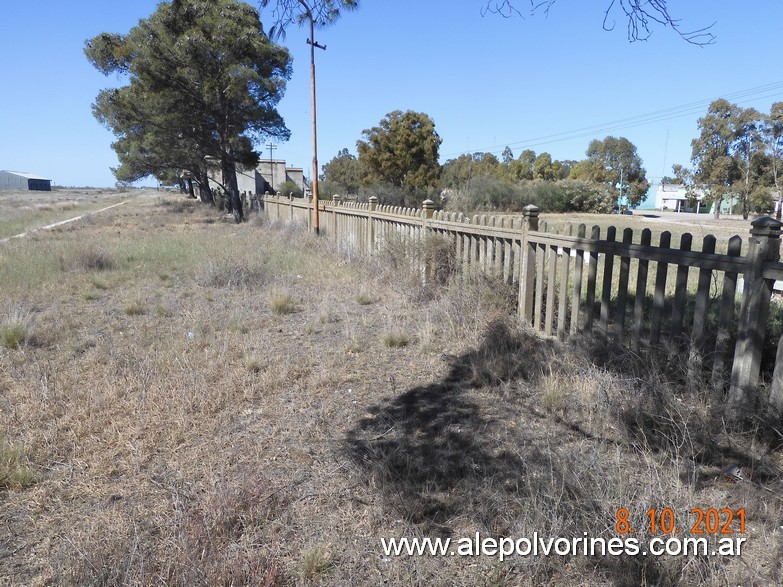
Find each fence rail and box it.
[264,194,783,415]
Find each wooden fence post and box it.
[729,216,782,417]
[518,205,539,322]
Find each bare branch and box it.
[483,0,716,46]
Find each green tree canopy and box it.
[86,0,291,221]
[580,136,650,207]
[357,110,442,195]
[508,149,536,182]
[690,99,745,218]
[765,102,783,217]
[732,106,766,218]
[321,148,364,194]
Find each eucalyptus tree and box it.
[690,99,747,218]
[764,102,783,218]
[509,149,536,181]
[86,0,292,222]
[732,107,765,219]
[578,136,649,207]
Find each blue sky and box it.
[1,1,782,193]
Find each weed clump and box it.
[0,435,38,490]
[123,301,146,315]
[199,260,268,289]
[61,243,115,271]
[0,308,33,349]
[269,291,296,315]
[382,331,411,348]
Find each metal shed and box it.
[0,170,52,191]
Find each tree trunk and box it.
[221,156,243,223]
[711,191,723,219]
[198,181,214,205]
[196,171,214,205]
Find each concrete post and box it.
[422,199,435,220]
[368,196,378,253]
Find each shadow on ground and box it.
[345,322,671,585]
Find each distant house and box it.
[0,170,52,191]
[655,182,705,213]
[207,159,305,195]
[655,182,742,215]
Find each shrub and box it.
[277,180,302,199]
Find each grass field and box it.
[1,193,783,586]
[0,188,130,239]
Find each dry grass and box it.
[0,188,125,239]
[1,192,782,586]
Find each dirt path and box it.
[0,201,126,244]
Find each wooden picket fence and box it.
[263,193,783,413]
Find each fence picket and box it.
[691,235,717,353]
[600,226,617,336]
[558,225,572,340]
[649,231,672,345]
[614,228,633,341]
[631,229,652,352]
[670,233,693,350]
[570,224,586,336]
[545,242,557,336]
[584,225,600,333]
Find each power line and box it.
[443,81,783,160]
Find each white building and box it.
[655,182,705,213]
[207,159,305,195]
[0,170,52,191]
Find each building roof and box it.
[1,170,51,181]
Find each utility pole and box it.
[305,11,326,234]
[266,142,277,193]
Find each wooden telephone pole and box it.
[305,11,326,234]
